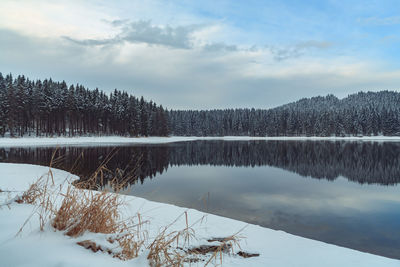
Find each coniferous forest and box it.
[1,72,400,137]
[168,93,400,136]
[0,73,168,137]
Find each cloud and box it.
[378,35,400,44]
[1,28,399,111]
[270,47,303,61]
[296,41,332,49]
[65,20,203,49]
[2,0,400,112]
[358,16,400,26]
[202,42,238,52]
[269,41,333,61]
[108,19,130,27]
[62,36,119,46]
[0,0,118,39]
[121,20,201,49]
[64,19,243,53]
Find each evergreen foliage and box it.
[0,73,168,137]
[1,72,399,137]
[168,92,400,136]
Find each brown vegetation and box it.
[15,150,250,266]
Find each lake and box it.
[1,140,399,259]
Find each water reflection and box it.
[0,140,400,259]
[131,165,400,259]
[1,141,400,185]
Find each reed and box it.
[16,149,246,266]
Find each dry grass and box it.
[147,211,197,266]
[51,153,149,260]
[15,176,46,204]
[16,149,61,231]
[73,148,141,191]
[52,182,148,260]
[52,186,121,236]
[16,168,58,231]
[15,149,59,205]
[15,149,247,266]
[203,234,243,266]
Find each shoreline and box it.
[0,135,400,147]
[0,163,399,266]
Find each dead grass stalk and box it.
[16,149,245,266]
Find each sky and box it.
[1,0,400,109]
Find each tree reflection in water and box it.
[0,140,399,186]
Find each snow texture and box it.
[1,163,399,266]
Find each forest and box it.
[0,73,168,137]
[169,93,400,136]
[1,72,400,137]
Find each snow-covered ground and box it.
[0,135,400,147]
[0,163,399,266]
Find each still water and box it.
[1,140,399,259]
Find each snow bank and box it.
[0,135,400,147]
[0,163,399,267]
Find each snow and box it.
[0,163,399,267]
[0,135,400,147]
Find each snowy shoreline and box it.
[0,135,400,147]
[0,163,399,266]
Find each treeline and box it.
[168,92,400,136]
[0,73,168,137]
[1,72,400,137]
